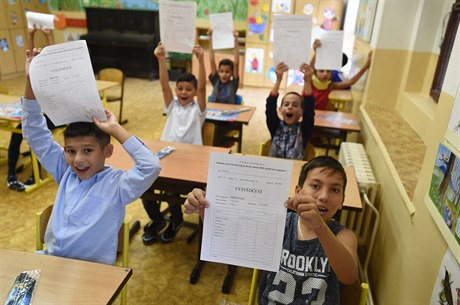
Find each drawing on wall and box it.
[321,7,340,31]
[446,86,460,151]
[197,0,247,20]
[287,69,304,87]
[11,11,18,26]
[426,143,460,263]
[272,0,291,14]
[1,38,9,52]
[245,48,264,74]
[430,248,460,305]
[15,34,24,48]
[248,1,269,41]
[355,0,378,42]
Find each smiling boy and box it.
[22,48,161,265]
[266,62,315,160]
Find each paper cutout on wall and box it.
[15,35,23,48]
[287,69,304,87]
[11,12,17,26]
[446,86,460,151]
[1,38,9,52]
[426,143,460,263]
[272,0,291,13]
[248,3,269,41]
[430,248,460,304]
[245,48,264,74]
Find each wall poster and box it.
[354,0,378,42]
[430,248,460,305]
[425,143,460,263]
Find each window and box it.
[430,0,460,102]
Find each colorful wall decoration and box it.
[245,47,264,74]
[430,248,460,305]
[446,87,460,151]
[426,143,460,263]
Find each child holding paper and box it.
[207,29,240,104]
[266,62,315,160]
[311,39,372,110]
[184,156,359,304]
[22,48,160,264]
[141,41,206,245]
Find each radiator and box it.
[338,142,380,305]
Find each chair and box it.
[96,68,127,125]
[259,139,317,161]
[202,121,216,146]
[35,205,130,305]
[247,268,369,305]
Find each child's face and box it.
[175,81,197,106]
[64,136,113,180]
[280,94,302,125]
[296,167,345,221]
[316,69,332,82]
[218,65,233,84]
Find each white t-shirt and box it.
[160,98,206,145]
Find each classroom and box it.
[0,0,459,304]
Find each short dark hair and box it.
[176,72,197,89]
[64,122,110,148]
[281,91,303,108]
[298,156,347,193]
[219,59,234,71]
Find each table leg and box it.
[222,265,236,294]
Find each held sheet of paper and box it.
[315,30,344,70]
[29,40,106,126]
[201,153,293,272]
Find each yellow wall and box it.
[358,0,458,303]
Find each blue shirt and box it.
[22,98,161,264]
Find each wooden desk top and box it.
[96,80,119,92]
[290,160,362,211]
[314,110,360,132]
[107,139,231,185]
[207,102,256,124]
[0,93,21,104]
[1,248,132,305]
[328,90,353,102]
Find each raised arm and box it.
[310,39,321,69]
[300,63,314,96]
[331,51,372,90]
[42,29,54,46]
[194,45,206,112]
[208,29,217,75]
[154,42,174,108]
[93,109,131,144]
[270,62,288,96]
[233,31,240,79]
[27,28,37,50]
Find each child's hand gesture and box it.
[93,109,118,133]
[313,39,321,51]
[25,48,41,78]
[275,62,288,80]
[233,30,239,41]
[184,188,208,219]
[364,51,373,68]
[285,191,325,232]
[300,63,314,81]
[154,41,166,59]
[193,44,204,60]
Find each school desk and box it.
[328,89,353,112]
[206,102,257,153]
[1,248,131,305]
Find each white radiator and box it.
[338,142,380,305]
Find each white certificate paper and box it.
[209,12,234,50]
[29,40,106,126]
[201,153,293,272]
[159,0,196,53]
[273,15,312,69]
[26,11,55,29]
[315,31,344,70]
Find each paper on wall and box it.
[29,40,106,126]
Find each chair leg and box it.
[119,99,128,125]
[120,285,127,305]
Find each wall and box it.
[359,0,458,303]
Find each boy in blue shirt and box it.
[22,48,161,265]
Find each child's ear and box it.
[295,185,302,195]
[104,143,114,158]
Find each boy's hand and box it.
[207,29,213,37]
[154,41,166,59]
[233,30,239,40]
[300,63,314,81]
[313,39,321,50]
[184,188,208,219]
[285,192,325,231]
[93,109,117,133]
[193,44,204,60]
[275,62,288,80]
[365,51,373,68]
[25,48,41,78]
